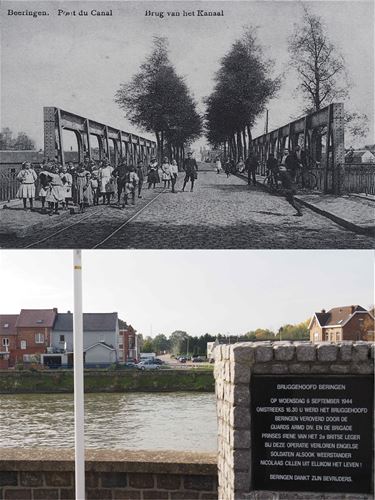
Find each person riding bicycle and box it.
[285,148,299,182]
[278,152,303,217]
[266,153,279,187]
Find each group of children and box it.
[16,156,180,215]
[147,156,179,192]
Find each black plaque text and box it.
[251,376,373,494]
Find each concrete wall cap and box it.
[254,345,273,363]
[296,344,316,362]
[316,343,338,362]
[273,344,295,361]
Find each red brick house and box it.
[0,315,18,368]
[12,309,58,365]
[309,305,374,342]
[118,325,139,363]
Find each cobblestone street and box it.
[1,165,373,249]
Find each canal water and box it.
[0,392,217,451]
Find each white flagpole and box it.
[73,249,85,499]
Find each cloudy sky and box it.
[1,0,374,151]
[0,250,373,337]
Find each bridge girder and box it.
[43,107,156,167]
[251,103,345,194]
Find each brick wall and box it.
[0,449,217,500]
[0,337,16,366]
[214,341,374,500]
[12,327,51,364]
[343,313,373,341]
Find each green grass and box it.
[0,369,214,394]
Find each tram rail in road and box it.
[20,188,168,249]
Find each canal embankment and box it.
[0,368,215,394]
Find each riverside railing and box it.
[338,163,375,195]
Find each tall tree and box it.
[115,37,202,162]
[153,334,170,353]
[141,336,154,353]
[288,7,349,112]
[205,27,280,160]
[169,330,189,356]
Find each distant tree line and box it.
[140,320,310,356]
[0,127,36,151]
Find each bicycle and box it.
[263,170,281,192]
[295,168,318,189]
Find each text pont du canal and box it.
[57,9,113,17]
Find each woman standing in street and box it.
[170,159,178,193]
[46,165,65,215]
[60,165,73,210]
[16,162,37,210]
[161,157,172,189]
[99,161,114,205]
[147,157,159,189]
[83,172,94,207]
[215,157,222,174]
[38,163,51,212]
[74,163,88,213]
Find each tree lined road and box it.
[12,163,373,249]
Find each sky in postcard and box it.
[1,1,374,151]
[0,250,373,336]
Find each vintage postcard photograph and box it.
[0,0,374,248]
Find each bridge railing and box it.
[0,165,21,203]
[255,161,375,195]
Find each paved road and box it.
[3,164,373,248]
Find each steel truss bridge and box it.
[251,103,346,194]
[43,107,157,167]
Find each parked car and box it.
[191,356,207,362]
[136,359,161,370]
[178,357,187,363]
[123,361,137,368]
[153,358,164,365]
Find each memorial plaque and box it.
[251,375,373,494]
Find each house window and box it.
[21,340,27,350]
[59,335,65,342]
[314,332,319,341]
[3,323,9,328]
[2,338,9,348]
[35,333,44,344]
[118,344,123,349]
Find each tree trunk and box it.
[242,129,247,159]
[237,130,243,160]
[155,132,161,164]
[231,134,237,162]
[246,125,252,152]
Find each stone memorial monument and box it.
[214,341,374,499]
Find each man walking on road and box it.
[182,152,198,192]
[245,151,258,186]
